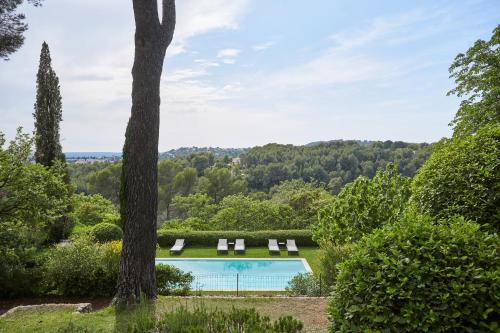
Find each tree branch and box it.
[161,0,176,47]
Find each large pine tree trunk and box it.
[116,0,175,306]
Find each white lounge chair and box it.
[217,239,228,254]
[268,239,280,254]
[286,239,299,255]
[234,239,245,254]
[170,239,185,255]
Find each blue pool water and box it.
[155,259,310,291]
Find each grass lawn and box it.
[0,297,329,333]
[156,246,321,273]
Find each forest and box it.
[66,139,432,232]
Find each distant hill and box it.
[159,147,249,160]
[65,147,249,161]
[305,139,375,147]
[65,152,122,159]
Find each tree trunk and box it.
[116,0,175,307]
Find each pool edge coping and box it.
[155,257,313,273]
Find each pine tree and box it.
[116,0,176,306]
[33,41,64,166]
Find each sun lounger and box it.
[268,239,280,254]
[234,239,245,254]
[286,239,299,255]
[217,239,228,254]
[170,239,185,254]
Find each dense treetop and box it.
[241,140,431,191]
[447,25,500,137]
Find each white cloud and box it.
[170,0,250,57]
[252,41,275,51]
[194,59,220,68]
[217,48,241,58]
[164,68,208,82]
[222,59,236,65]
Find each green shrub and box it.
[209,194,298,230]
[43,236,120,297]
[314,163,410,245]
[286,273,325,296]
[157,229,315,247]
[91,223,123,242]
[156,305,303,332]
[159,217,206,231]
[319,242,352,288]
[0,232,47,298]
[70,193,119,226]
[329,214,499,332]
[412,124,500,231]
[69,223,93,239]
[123,298,156,333]
[156,264,193,296]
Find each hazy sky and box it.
[0,0,498,151]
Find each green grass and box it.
[0,297,329,332]
[156,246,321,273]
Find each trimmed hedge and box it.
[91,223,123,242]
[329,213,499,332]
[157,229,316,247]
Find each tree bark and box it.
[116,0,175,307]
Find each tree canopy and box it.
[313,164,411,245]
[0,0,43,60]
[448,25,500,137]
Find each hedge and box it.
[329,213,500,332]
[157,230,316,247]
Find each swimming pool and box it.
[155,258,311,291]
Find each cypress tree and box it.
[33,41,71,242]
[33,41,64,166]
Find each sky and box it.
[0,0,499,151]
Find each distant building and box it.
[232,157,241,164]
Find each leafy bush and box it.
[169,193,217,222]
[156,305,303,332]
[0,230,46,298]
[0,130,71,297]
[329,213,499,332]
[157,229,315,247]
[412,124,500,231]
[156,264,193,295]
[69,223,93,239]
[91,223,123,242]
[286,273,325,296]
[314,163,411,245]
[209,194,297,230]
[270,179,334,227]
[159,217,207,231]
[43,236,120,297]
[70,193,119,226]
[319,242,352,288]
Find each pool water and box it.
[155,259,311,291]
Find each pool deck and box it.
[156,257,313,273]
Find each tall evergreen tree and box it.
[33,41,64,166]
